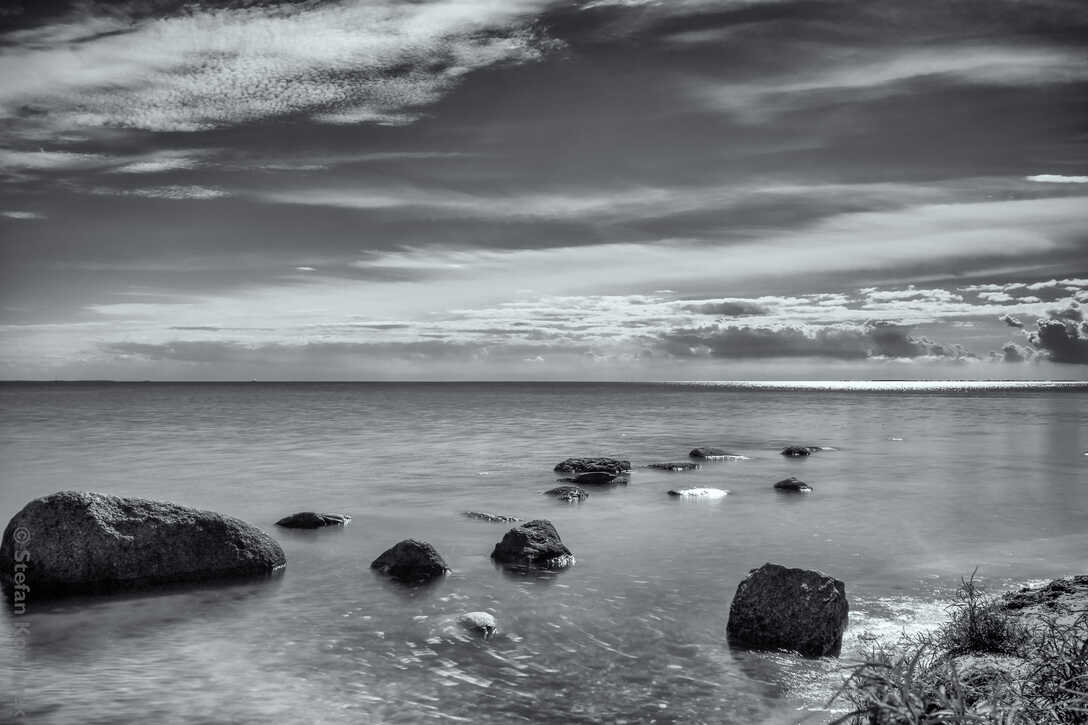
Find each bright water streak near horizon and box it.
[0,382,1085,724]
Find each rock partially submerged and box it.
[726,562,849,657]
[1001,575,1088,628]
[544,485,589,503]
[689,447,747,460]
[781,446,820,457]
[553,458,630,475]
[370,539,449,583]
[647,462,701,471]
[458,611,498,639]
[773,476,813,493]
[667,487,729,499]
[0,491,286,599]
[462,512,521,523]
[276,512,351,529]
[491,520,574,569]
[564,471,627,486]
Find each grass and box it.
[829,570,1088,724]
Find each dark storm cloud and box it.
[1022,303,1088,364]
[658,321,974,361]
[993,342,1034,363]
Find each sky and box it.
[0,0,1086,381]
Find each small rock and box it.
[370,539,449,583]
[491,520,574,569]
[462,512,521,523]
[726,562,849,657]
[773,476,813,493]
[689,447,744,459]
[647,462,700,471]
[276,512,352,528]
[544,485,589,503]
[667,488,729,498]
[458,611,498,639]
[781,446,820,457]
[553,457,630,475]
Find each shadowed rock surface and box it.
[544,486,589,503]
[370,539,449,583]
[491,520,574,569]
[458,611,498,639]
[726,562,849,658]
[564,471,626,486]
[462,512,521,523]
[773,477,813,493]
[781,446,821,456]
[648,462,700,471]
[0,490,286,598]
[553,457,630,475]
[275,512,351,528]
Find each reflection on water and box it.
[0,382,1085,723]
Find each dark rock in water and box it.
[276,512,351,528]
[726,562,849,658]
[462,511,521,523]
[773,477,813,493]
[564,470,625,486]
[544,485,589,503]
[458,611,498,639]
[648,462,700,471]
[553,457,630,475]
[781,446,820,457]
[689,447,732,459]
[0,490,285,598]
[370,539,449,583]
[491,520,574,569]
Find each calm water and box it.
[1,382,1086,724]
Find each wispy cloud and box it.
[1,210,45,220]
[1026,174,1088,184]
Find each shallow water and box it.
[1,381,1085,724]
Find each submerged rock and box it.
[544,485,589,503]
[773,476,813,493]
[726,562,849,658]
[667,487,729,498]
[370,539,449,583]
[458,611,498,639]
[689,447,746,460]
[0,490,285,598]
[462,512,521,523]
[491,520,574,569]
[564,470,626,486]
[553,457,630,475]
[276,512,351,528]
[647,462,701,471]
[781,446,820,457]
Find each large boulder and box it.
[370,539,449,583]
[0,491,286,598]
[553,458,630,475]
[773,477,813,493]
[544,485,589,503]
[726,563,849,657]
[276,512,351,528]
[491,520,574,569]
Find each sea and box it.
[0,381,1085,724]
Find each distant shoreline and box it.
[1,379,1086,389]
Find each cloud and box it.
[658,321,975,361]
[999,313,1024,328]
[89,185,228,200]
[1023,303,1088,364]
[993,342,1034,363]
[1,211,45,220]
[1026,174,1088,184]
[0,0,555,134]
[680,299,770,316]
[110,152,205,174]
